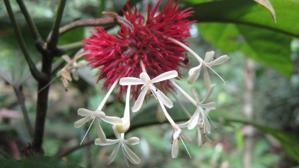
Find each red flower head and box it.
[84,0,193,96]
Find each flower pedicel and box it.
[72,0,229,165]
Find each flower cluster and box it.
[72,0,229,165]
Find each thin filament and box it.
[167,37,225,83]
[171,80,197,106]
[80,118,95,145]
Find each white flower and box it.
[167,37,229,86]
[119,70,178,112]
[95,130,141,165]
[75,80,122,144]
[171,128,191,159]
[74,108,122,145]
[178,85,216,145]
[188,51,229,86]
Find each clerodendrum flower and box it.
[72,0,230,164]
[119,70,178,112]
[188,51,229,86]
[74,80,122,145]
[84,0,192,96]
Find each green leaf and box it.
[0,156,80,168]
[198,23,292,76]
[187,0,299,38]
[224,118,299,163]
[254,0,276,22]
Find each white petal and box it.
[172,128,181,141]
[125,137,140,146]
[95,123,107,140]
[108,143,121,164]
[188,64,202,84]
[201,102,216,110]
[101,115,122,125]
[122,144,141,165]
[155,89,173,108]
[74,116,90,128]
[201,84,216,103]
[93,110,106,118]
[178,121,189,128]
[204,51,215,62]
[197,127,202,146]
[203,68,211,88]
[208,55,229,67]
[171,139,179,158]
[95,138,120,146]
[119,77,144,86]
[77,108,93,117]
[152,70,178,83]
[132,87,148,112]
[139,72,151,82]
[187,112,200,130]
[203,117,211,134]
[62,55,72,63]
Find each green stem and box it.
[4,0,47,82]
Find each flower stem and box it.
[123,85,131,124]
[96,79,119,111]
[171,80,197,106]
[157,95,177,127]
[140,61,146,73]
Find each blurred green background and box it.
[0,0,299,167]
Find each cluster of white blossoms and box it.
[74,41,229,165]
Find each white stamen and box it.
[156,92,177,127]
[80,118,95,145]
[167,37,225,83]
[180,137,191,158]
[171,80,197,106]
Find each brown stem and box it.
[59,18,114,35]
[32,56,53,154]
[243,59,255,168]
[4,0,47,82]
[16,0,44,44]
[47,0,66,50]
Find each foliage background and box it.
[0,0,299,167]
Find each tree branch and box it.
[13,86,33,137]
[16,0,44,44]
[4,0,47,82]
[32,56,53,154]
[59,18,114,35]
[47,0,66,50]
[58,41,82,52]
